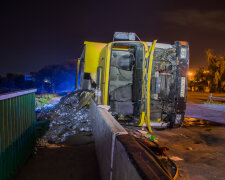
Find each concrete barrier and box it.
[89,99,128,180]
[89,100,171,180]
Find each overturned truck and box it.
[77,32,189,130]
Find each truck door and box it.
[79,41,107,90]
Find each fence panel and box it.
[0,89,36,180]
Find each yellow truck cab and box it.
[77,32,189,130]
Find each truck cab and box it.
[78,32,189,129]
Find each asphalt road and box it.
[186,91,225,124]
[153,91,225,180]
[186,103,225,124]
[153,122,225,180]
[187,91,225,104]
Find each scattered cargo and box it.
[36,91,92,143]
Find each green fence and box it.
[0,89,37,180]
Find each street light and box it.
[44,79,49,83]
[203,70,209,74]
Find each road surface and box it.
[15,132,100,180]
[153,92,225,180]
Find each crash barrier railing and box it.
[208,94,225,102]
[0,89,37,180]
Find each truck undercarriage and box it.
[107,41,188,128]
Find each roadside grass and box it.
[35,94,58,108]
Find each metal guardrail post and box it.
[0,89,36,180]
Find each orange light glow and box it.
[203,70,209,74]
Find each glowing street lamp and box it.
[203,70,209,74]
[44,79,50,83]
[188,71,194,81]
[188,72,193,76]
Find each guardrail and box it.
[0,89,37,180]
[208,94,225,102]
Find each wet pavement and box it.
[153,117,225,180]
[152,92,225,180]
[182,117,225,127]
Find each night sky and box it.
[1,0,225,75]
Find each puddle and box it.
[182,117,224,127]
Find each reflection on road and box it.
[182,117,225,127]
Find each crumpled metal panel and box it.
[110,84,132,101]
[109,66,133,93]
[110,101,134,115]
[111,50,134,71]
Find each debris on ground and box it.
[133,129,158,141]
[139,139,169,156]
[170,156,183,161]
[36,90,92,144]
